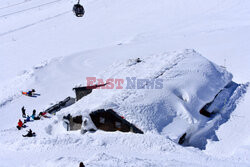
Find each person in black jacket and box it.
[22,129,35,137]
[32,109,36,116]
[22,106,26,118]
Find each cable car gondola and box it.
[73,0,85,17]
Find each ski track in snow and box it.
[0,11,71,37]
[0,0,64,18]
[0,0,31,10]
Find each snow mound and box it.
[60,49,232,139]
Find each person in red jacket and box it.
[17,119,23,130]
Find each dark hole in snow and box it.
[63,115,83,131]
[199,81,239,118]
[90,109,143,134]
[178,133,186,145]
[63,109,143,134]
[181,81,247,150]
[72,115,82,124]
[199,108,212,118]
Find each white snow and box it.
[0,0,250,166]
[58,49,232,138]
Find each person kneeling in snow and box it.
[22,129,36,137]
[16,119,24,130]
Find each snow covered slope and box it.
[0,47,247,166]
[1,0,250,83]
[0,0,250,166]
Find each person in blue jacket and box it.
[31,109,36,120]
[24,115,30,123]
[30,114,35,120]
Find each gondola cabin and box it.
[73,3,85,17]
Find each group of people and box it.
[17,106,48,137]
[18,89,86,166]
[17,119,35,137]
[22,107,47,121]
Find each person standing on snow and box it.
[32,109,36,116]
[22,106,26,118]
[31,109,36,120]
